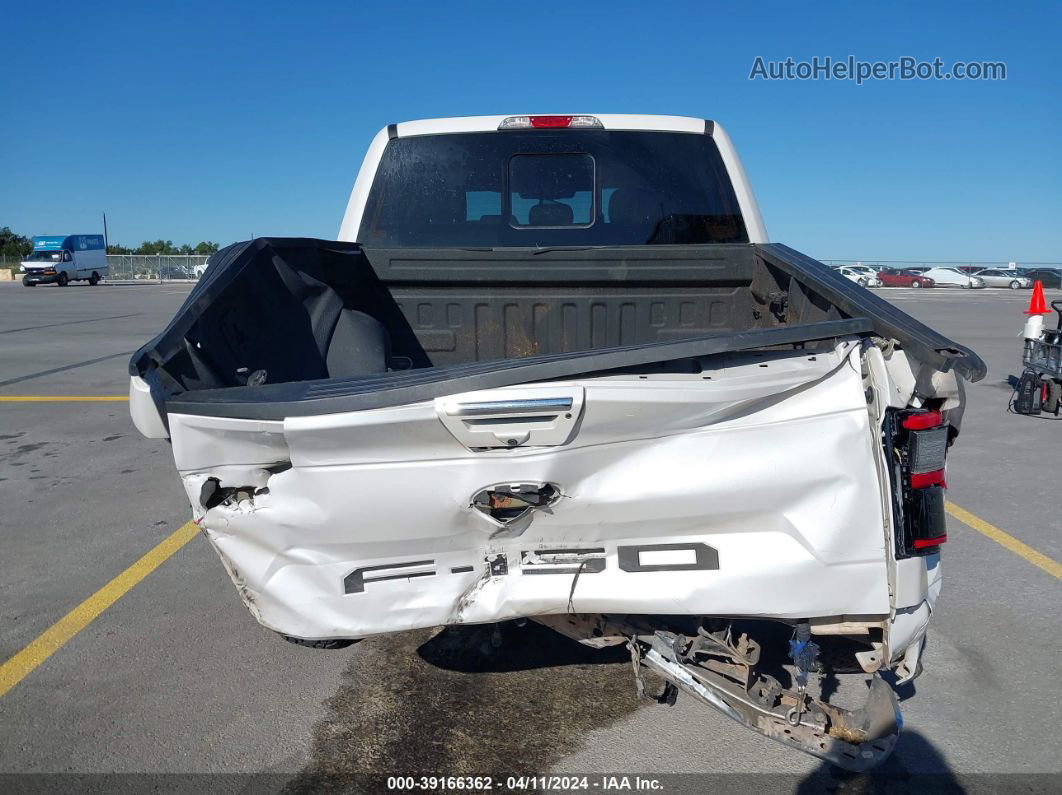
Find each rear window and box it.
[358,130,748,247]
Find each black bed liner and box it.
[132,238,985,421]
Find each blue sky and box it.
[1,1,1058,261]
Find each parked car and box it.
[165,264,197,280]
[130,113,986,771]
[972,269,1031,289]
[843,264,881,278]
[1020,268,1062,289]
[921,267,986,288]
[837,266,882,287]
[877,268,936,288]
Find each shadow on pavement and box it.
[796,729,962,794]
[418,620,630,672]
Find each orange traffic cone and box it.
[1025,281,1051,314]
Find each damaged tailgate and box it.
[171,339,892,639]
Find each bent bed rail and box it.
[756,244,986,382]
[166,318,873,420]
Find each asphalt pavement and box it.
[0,281,1058,793]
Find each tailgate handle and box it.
[451,397,573,417]
[435,387,584,449]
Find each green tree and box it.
[106,243,133,254]
[136,240,179,255]
[0,226,32,258]
[193,241,220,254]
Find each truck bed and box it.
[130,238,985,421]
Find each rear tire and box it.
[89,272,100,285]
[57,272,68,287]
[281,635,357,650]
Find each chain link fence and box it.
[104,254,211,281]
[1,253,211,282]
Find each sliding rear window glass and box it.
[358,130,747,247]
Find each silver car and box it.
[973,269,1032,289]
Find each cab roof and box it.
[391,114,711,137]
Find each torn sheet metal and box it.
[173,341,907,640]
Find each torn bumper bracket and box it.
[638,637,900,771]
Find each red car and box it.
[877,268,936,288]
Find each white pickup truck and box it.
[130,114,984,770]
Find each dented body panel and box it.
[179,343,896,639]
[130,115,982,769]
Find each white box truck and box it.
[21,234,107,286]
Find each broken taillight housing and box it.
[885,409,950,557]
[907,425,948,484]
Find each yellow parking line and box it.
[946,502,1062,580]
[0,396,128,402]
[0,520,199,699]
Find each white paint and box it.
[920,267,985,289]
[709,122,767,243]
[128,376,168,439]
[168,413,288,470]
[639,548,699,567]
[175,341,903,640]
[337,125,391,242]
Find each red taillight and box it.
[888,408,950,558]
[913,534,947,549]
[498,115,603,130]
[911,469,946,489]
[902,410,943,430]
[530,115,573,128]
